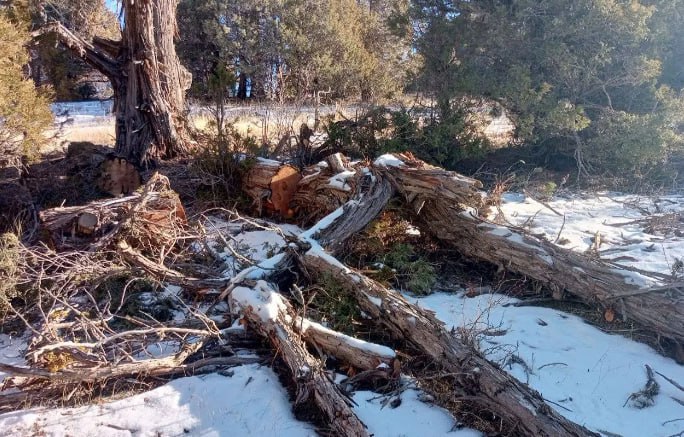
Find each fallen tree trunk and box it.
[242,152,684,356]
[374,153,684,357]
[298,251,597,437]
[225,184,597,435]
[230,280,370,436]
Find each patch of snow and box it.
[366,294,383,308]
[256,157,283,167]
[353,387,481,437]
[405,224,421,236]
[0,334,27,384]
[417,292,684,437]
[300,206,345,240]
[327,170,356,191]
[231,280,287,323]
[0,366,317,436]
[494,192,684,287]
[374,154,405,168]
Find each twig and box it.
[623,364,659,408]
[543,397,573,412]
[554,214,567,244]
[538,362,568,370]
[654,369,684,393]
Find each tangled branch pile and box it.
[2,152,682,436]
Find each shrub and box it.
[0,233,21,315]
[323,106,490,169]
[0,12,53,168]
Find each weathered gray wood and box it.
[230,281,369,436]
[299,252,598,437]
[375,153,684,357]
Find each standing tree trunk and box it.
[42,0,193,167]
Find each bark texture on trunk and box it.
[44,0,193,166]
[115,0,192,165]
[375,154,684,357]
[299,252,598,437]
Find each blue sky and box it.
[105,0,119,13]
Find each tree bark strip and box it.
[298,252,598,437]
[374,154,684,355]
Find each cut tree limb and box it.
[298,251,598,437]
[230,280,369,436]
[374,153,684,356]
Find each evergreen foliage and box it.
[177,0,416,102]
[0,8,53,166]
[410,0,684,179]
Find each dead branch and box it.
[298,251,597,437]
[230,280,369,436]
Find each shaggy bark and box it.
[230,281,370,436]
[375,154,684,356]
[42,0,193,166]
[298,252,597,437]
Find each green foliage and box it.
[178,0,415,102]
[0,233,20,315]
[34,0,120,100]
[311,273,361,335]
[0,10,53,167]
[191,126,259,205]
[348,212,437,295]
[410,0,684,181]
[383,243,436,295]
[324,106,489,168]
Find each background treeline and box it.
[3,0,684,185]
[176,0,416,102]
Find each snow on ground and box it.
[414,291,684,437]
[0,366,316,437]
[494,192,684,285]
[0,334,26,385]
[0,362,476,437]
[2,198,683,436]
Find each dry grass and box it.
[61,124,116,145]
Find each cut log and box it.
[76,212,98,236]
[39,173,186,253]
[298,251,598,437]
[244,158,302,217]
[230,280,369,436]
[374,153,684,357]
